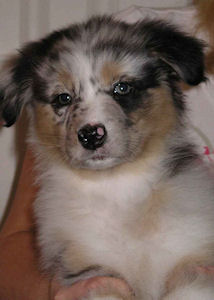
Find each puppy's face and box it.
[0,17,205,169]
[32,46,175,169]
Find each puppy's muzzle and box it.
[78,123,107,150]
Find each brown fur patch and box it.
[58,69,74,91]
[62,242,94,274]
[34,103,62,158]
[100,61,122,86]
[144,87,177,136]
[140,186,170,234]
[129,86,177,161]
[126,184,172,238]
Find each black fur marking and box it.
[139,60,163,89]
[125,118,134,127]
[73,104,79,112]
[32,75,49,103]
[111,87,147,113]
[90,76,96,86]
[13,24,81,88]
[49,50,60,62]
[2,100,22,127]
[166,143,199,176]
[91,17,205,86]
[79,83,84,95]
[0,90,4,106]
[138,20,206,85]
[64,265,101,280]
[168,80,186,112]
[63,264,117,286]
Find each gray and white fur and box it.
[1,16,214,299]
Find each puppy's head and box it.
[0,16,205,169]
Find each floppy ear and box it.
[141,20,206,85]
[0,52,33,127]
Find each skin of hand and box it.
[0,148,131,300]
[54,276,132,300]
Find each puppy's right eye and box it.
[113,82,132,96]
[53,93,72,107]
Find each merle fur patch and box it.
[165,143,199,176]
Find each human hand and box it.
[52,276,133,300]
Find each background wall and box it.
[0,0,192,222]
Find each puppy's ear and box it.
[141,20,206,85]
[0,52,32,127]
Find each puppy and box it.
[1,16,214,299]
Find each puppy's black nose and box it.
[78,123,107,150]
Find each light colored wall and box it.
[0,0,192,222]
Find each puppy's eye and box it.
[55,93,72,106]
[113,82,132,96]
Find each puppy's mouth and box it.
[87,146,109,160]
[85,149,119,169]
[91,154,107,161]
[89,152,111,164]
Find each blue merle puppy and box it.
[1,15,214,300]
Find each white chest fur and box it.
[34,160,214,299]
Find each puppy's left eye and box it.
[55,93,72,107]
[113,82,132,96]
